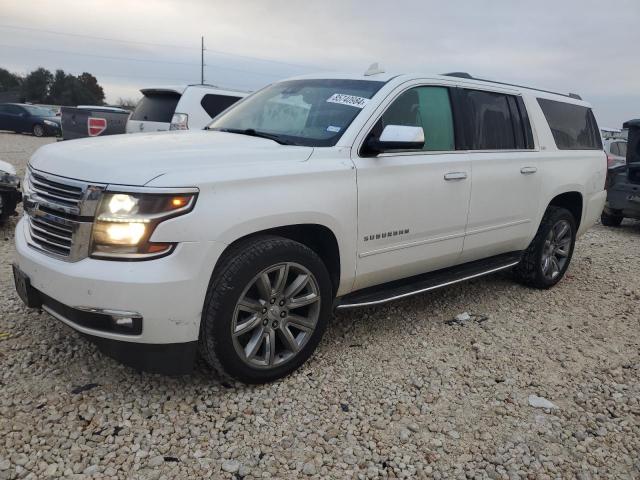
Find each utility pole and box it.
[201,36,205,85]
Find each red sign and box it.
[88,117,107,136]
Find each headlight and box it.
[91,190,197,260]
[43,120,58,127]
[0,170,20,189]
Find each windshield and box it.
[24,105,55,116]
[208,79,385,147]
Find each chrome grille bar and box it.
[23,167,105,262]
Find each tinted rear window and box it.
[537,98,602,150]
[465,90,533,150]
[131,93,181,122]
[201,94,241,119]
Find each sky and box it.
[1,0,638,127]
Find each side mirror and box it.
[366,125,424,154]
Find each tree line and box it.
[0,67,105,106]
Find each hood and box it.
[29,131,314,186]
[0,160,17,175]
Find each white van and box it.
[126,84,248,133]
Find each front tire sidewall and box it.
[532,210,576,288]
[201,239,333,384]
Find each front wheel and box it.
[199,236,333,384]
[513,206,576,289]
[32,124,45,137]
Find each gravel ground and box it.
[0,132,639,479]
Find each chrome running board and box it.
[335,252,522,309]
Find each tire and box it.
[199,235,333,384]
[513,206,576,289]
[600,211,623,227]
[32,124,45,137]
[0,193,17,224]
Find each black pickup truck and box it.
[60,105,130,140]
[601,119,640,226]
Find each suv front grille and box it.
[29,170,84,209]
[27,214,74,257]
[23,167,105,262]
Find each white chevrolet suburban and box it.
[13,71,607,383]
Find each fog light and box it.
[114,317,134,327]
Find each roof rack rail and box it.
[441,72,581,100]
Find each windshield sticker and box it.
[326,125,341,133]
[326,93,369,109]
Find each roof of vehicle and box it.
[140,84,250,97]
[0,103,57,113]
[285,71,590,106]
[1,102,43,107]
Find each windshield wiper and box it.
[212,128,296,145]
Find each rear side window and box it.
[130,93,181,122]
[372,86,455,151]
[200,94,241,119]
[537,98,602,150]
[464,90,535,150]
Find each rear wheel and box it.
[514,206,576,289]
[600,210,623,227]
[199,236,333,384]
[32,124,45,137]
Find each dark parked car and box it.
[601,119,640,226]
[0,103,61,137]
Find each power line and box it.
[0,23,198,50]
[0,43,286,78]
[0,23,326,71]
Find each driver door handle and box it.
[444,171,468,181]
[520,166,537,175]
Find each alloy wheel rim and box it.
[541,219,572,280]
[231,262,321,369]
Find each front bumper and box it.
[14,217,227,371]
[43,122,61,136]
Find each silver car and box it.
[604,138,627,169]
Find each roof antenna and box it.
[364,62,385,76]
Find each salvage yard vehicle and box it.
[60,105,131,140]
[0,103,60,137]
[601,119,640,226]
[13,70,606,383]
[0,160,21,223]
[603,137,627,169]
[126,85,248,133]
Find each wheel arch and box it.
[547,191,583,229]
[216,223,342,296]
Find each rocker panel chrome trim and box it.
[336,261,519,309]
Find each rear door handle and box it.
[520,166,537,175]
[444,172,468,181]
